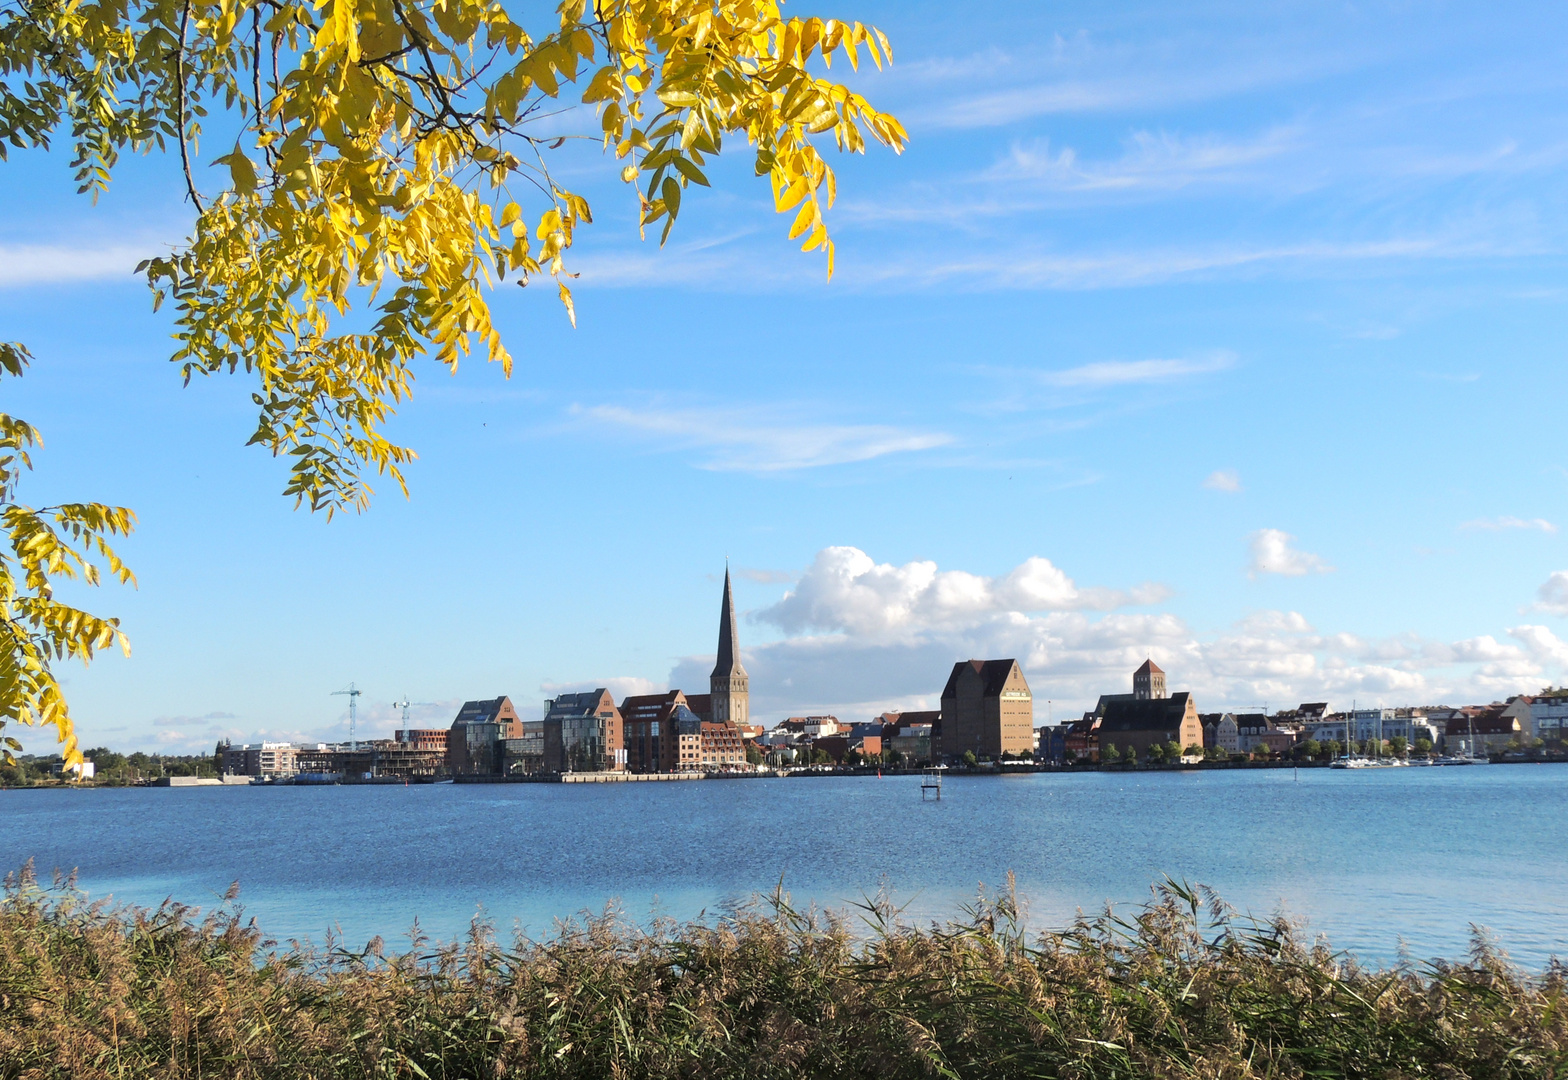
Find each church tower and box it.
[710,567,749,727]
[1133,658,1166,700]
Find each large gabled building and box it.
[448,696,523,775]
[939,658,1034,762]
[541,689,624,773]
[1099,694,1202,762]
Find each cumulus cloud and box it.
[1534,571,1568,616]
[659,547,1562,727]
[758,547,1168,639]
[1461,516,1557,534]
[1248,529,1333,578]
[541,676,667,701]
[1204,469,1242,493]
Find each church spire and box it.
[711,566,747,678]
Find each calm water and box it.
[2,766,1565,967]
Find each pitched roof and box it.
[711,567,748,679]
[620,691,685,722]
[1099,692,1191,734]
[545,690,613,720]
[450,697,509,728]
[1135,659,1164,675]
[940,658,1021,699]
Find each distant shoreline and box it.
[4,756,1564,790]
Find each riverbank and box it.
[1,865,1560,1080]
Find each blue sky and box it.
[5,0,1568,751]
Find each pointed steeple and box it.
[711,566,747,678]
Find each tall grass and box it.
[1,861,1563,1079]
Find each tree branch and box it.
[175,0,204,211]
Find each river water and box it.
[2,766,1564,967]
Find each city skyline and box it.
[4,0,1568,752]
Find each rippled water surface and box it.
[3,766,1564,966]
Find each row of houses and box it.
[217,613,1567,780]
[1034,661,1561,763]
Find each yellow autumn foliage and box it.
[0,0,903,759]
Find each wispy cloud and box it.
[1039,353,1235,388]
[854,234,1532,292]
[1461,516,1558,534]
[1249,529,1333,578]
[0,244,147,287]
[737,567,795,585]
[987,127,1301,192]
[575,403,953,472]
[1204,469,1242,493]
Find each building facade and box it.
[542,689,625,773]
[939,658,1034,762]
[1098,694,1202,761]
[447,696,523,775]
[221,741,299,778]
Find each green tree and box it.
[811,748,832,766]
[1389,735,1408,758]
[1163,740,1182,763]
[961,749,978,768]
[1414,737,1433,757]
[1183,744,1203,760]
[1101,742,1120,765]
[744,744,762,766]
[0,0,905,762]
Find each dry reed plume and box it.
[0,862,1563,1079]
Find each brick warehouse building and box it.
[939,659,1034,762]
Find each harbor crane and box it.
[332,683,362,751]
[391,696,435,727]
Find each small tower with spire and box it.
[710,566,749,726]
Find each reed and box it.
[0,862,1562,1079]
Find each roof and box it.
[620,691,685,722]
[672,704,703,733]
[940,658,1022,699]
[450,697,510,728]
[711,568,747,679]
[894,710,940,731]
[1099,693,1192,734]
[544,690,614,720]
[1135,659,1164,676]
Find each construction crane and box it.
[391,696,436,728]
[332,683,363,751]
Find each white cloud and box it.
[541,676,666,701]
[757,547,1167,640]
[1204,469,1242,493]
[1534,571,1568,616]
[1460,516,1557,534]
[663,547,1564,725]
[1248,529,1333,578]
[1039,353,1234,388]
[0,244,147,287]
[576,403,953,472]
[989,128,1300,192]
[853,235,1521,292]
